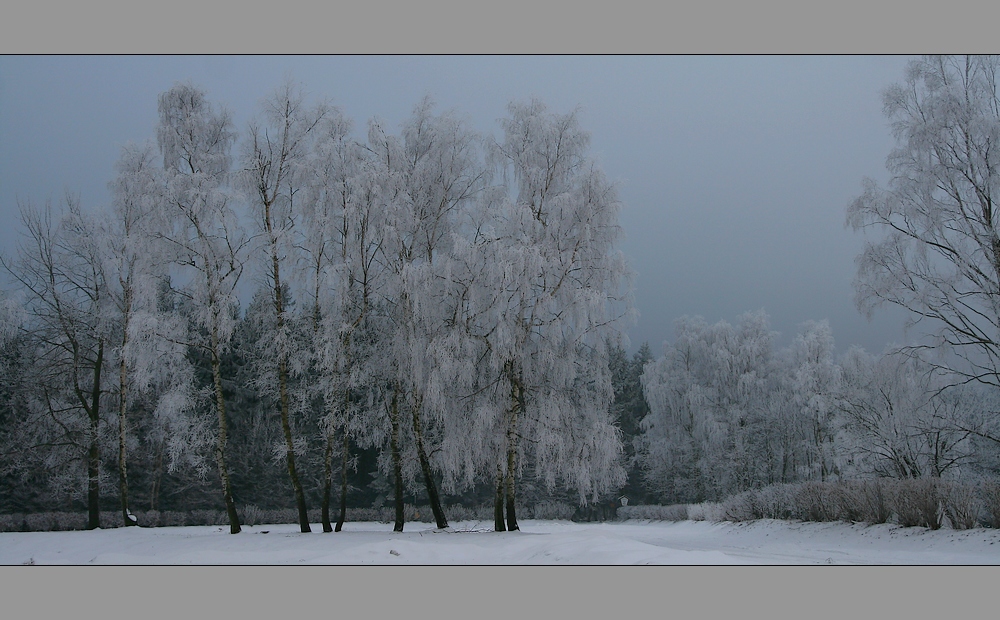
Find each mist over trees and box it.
[5,56,1000,532]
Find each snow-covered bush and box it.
[941,481,980,530]
[0,512,85,532]
[532,501,577,521]
[890,478,944,529]
[795,481,855,522]
[239,504,264,527]
[687,502,726,522]
[829,482,861,522]
[617,504,688,521]
[753,484,798,520]
[714,478,966,528]
[855,479,893,524]
[721,492,756,522]
[441,505,493,522]
[188,510,229,527]
[0,514,23,533]
[981,480,1000,528]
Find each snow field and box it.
[3,518,1000,565]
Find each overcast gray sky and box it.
[0,55,914,355]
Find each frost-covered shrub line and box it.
[617,504,689,521]
[1,503,583,531]
[687,502,726,522]
[713,478,998,529]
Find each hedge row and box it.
[718,478,1000,529]
[618,478,1000,530]
[0,501,583,532]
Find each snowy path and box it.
[3,519,1000,564]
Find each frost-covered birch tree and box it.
[309,117,394,530]
[363,117,414,531]
[298,106,357,532]
[465,99,632,530]
[375,98,489,530]
[156,83,247,534]
[101,141,177,526]
[241,82,329,533]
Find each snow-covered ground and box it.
[3,519,1000,564]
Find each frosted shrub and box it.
[240,504,264,527]
[0,514,22,532]
[51,512,85,531]
[716,479,890,525]
[832,481,867,523]
[754,484,797,520]
[856,479,893,524]
[892,478,943,529]
[188,509,228,526]
[722,492,755,522]
[404,504,431,523]
[941,481,980,530]
[532,501,576,521]
[913,478,945,530]
[160,511,188,527]
[444,505,493,522]
[260,508,297,525]
[890,480,922,527]
[711,478,986,529]
[16,512,88,532]
[345,508,386,522]
[981,480,1000,528]
[22,513,52,532]
[359,504,432,524]
[795,482,841,522]
[693,502,727,522]
[618,504,687,521]
[101,512,126,528]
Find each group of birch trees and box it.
[0,83,633,533]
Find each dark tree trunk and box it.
[504,379,523,532]
[278,356,311,533]
[336,430,349,532]
[210,329,241,535]
[321,431,334,532]
[266,189,310,534]
[118,358,135,527]
[390,388,404,532]
[118,292,136,527]
[505,448,518,532]
[494,462,506,532]
[86,340,104,530]
[412,400,447,529]
[87,415,101,530]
